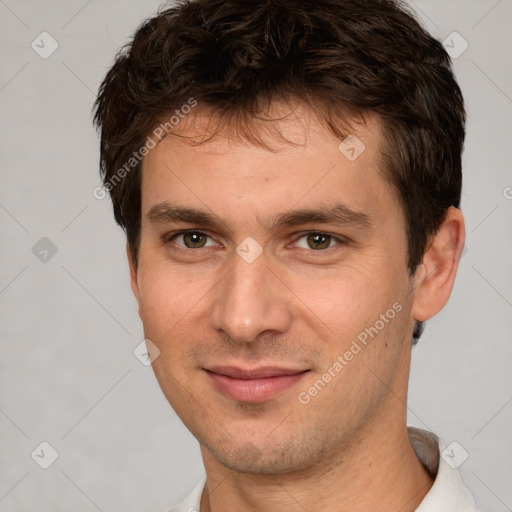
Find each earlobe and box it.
[411,206,465,322]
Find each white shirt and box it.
[169,427,480,512]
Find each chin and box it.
[202,434,318,476]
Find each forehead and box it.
[140,102,402,231]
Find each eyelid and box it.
[165,229,218,248]
[289,230,348,248]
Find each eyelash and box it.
[164,230,346,253]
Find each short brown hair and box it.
[93,0,465,274]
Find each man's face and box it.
[131,105,418,474]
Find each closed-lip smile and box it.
[205,365,310,402]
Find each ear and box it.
[411,206,465,322]
[127,243,141,304]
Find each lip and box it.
[205,366,310,403]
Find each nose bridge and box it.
[210,250,291,343]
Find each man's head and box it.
[93,0,465,476]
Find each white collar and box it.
[170,427,479,512]
[409,427,479,512]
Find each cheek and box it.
[136,269,204,403]
[137,244,199,306]
[136,262,204,346]
[287,264,403,340]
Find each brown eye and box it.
[169,231,215,249]
[306,233,333,250]
[182,232,208,248]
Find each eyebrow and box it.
[146,202,372,231]
[270,204,372,231]
[147,203,228,230]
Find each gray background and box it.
[0,0,511,510]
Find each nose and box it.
[209,248,293,344]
